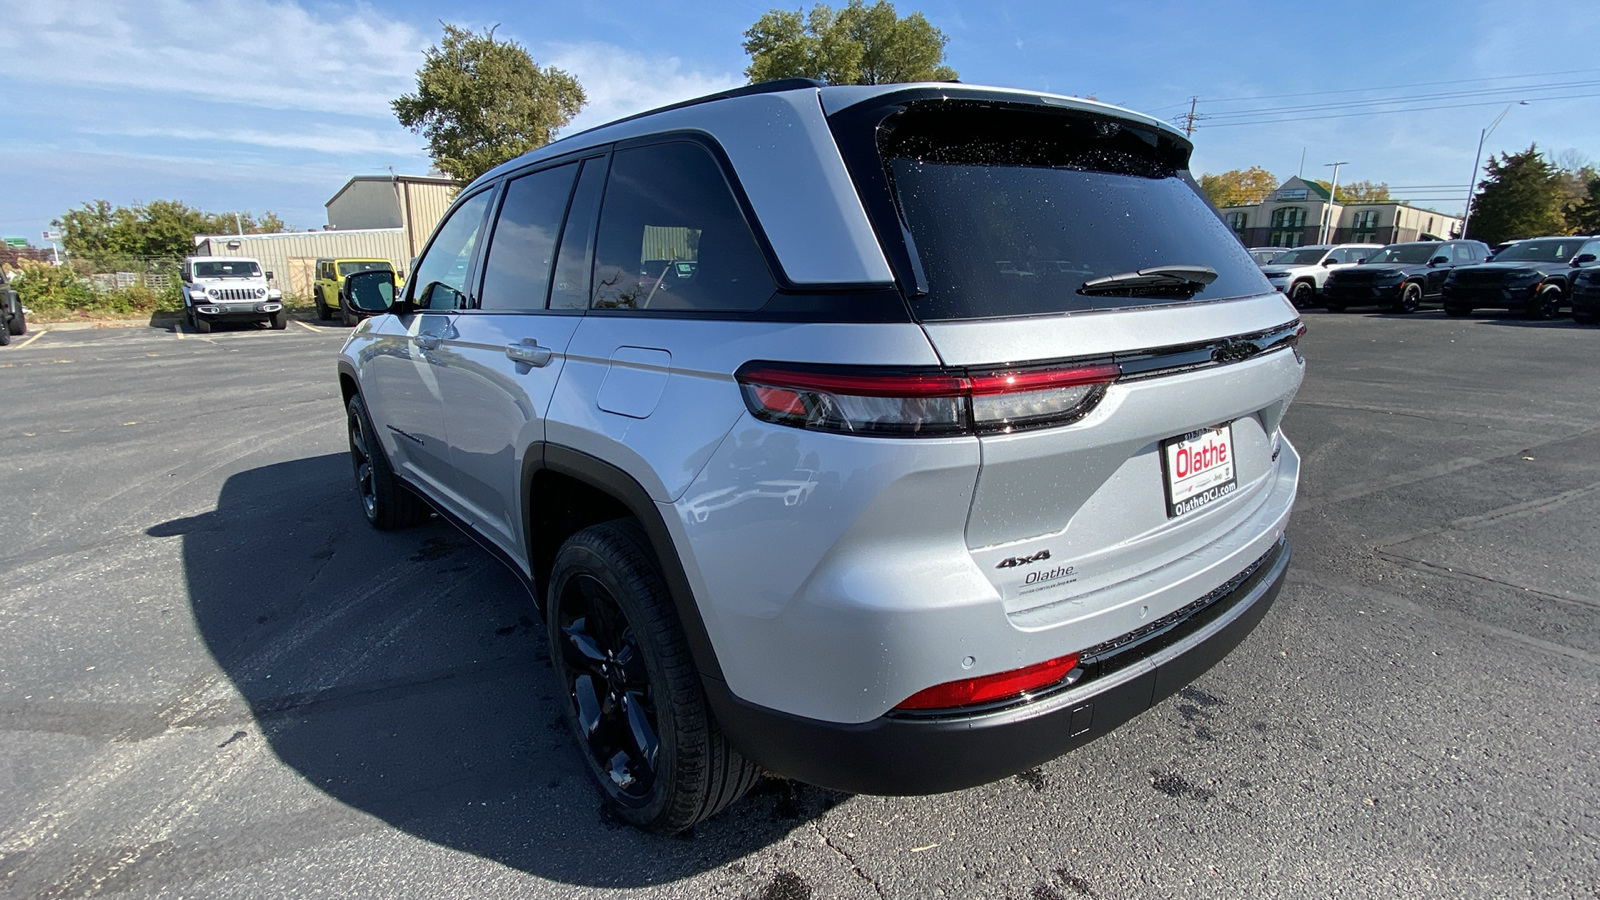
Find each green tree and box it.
[393,24,586,184]
[1334,180,1390,203]
[1466,144,1569,244]
[743,1,957,85]
[1567,175,1600,235]
[55,201,288,262]
[1198,167,1278,208]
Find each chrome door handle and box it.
[505,340,552,367]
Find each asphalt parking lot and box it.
[2,309,1597,899]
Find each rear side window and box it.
[591,142,776,313]
[479,162,578,311]
[878,105,1270,320]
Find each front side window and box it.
[592,142,775,312]
[878,105,1269,319]
[1277,247,1328,266]
[479,163,578,312]
[410,190,493,310]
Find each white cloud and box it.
[0,0,424,118]
[116,125,423,157]
[543,41,744,135]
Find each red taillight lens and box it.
[894,652,1081,711]
[735,362,1118,437]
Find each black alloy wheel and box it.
[547,521,760,832]
[555,573,662,803]
[1289,281,1315,309]
[345,394,430,529]
[1529,286,1562,320]
[1395,282,1422,314]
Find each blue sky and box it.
[2,0,1598,244]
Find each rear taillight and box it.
[736,361,1118,437]
[895,652,1081,711]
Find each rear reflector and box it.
[736,362,1118,437]
[895,652,1081,710]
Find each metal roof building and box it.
[325,175,458,259]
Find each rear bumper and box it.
[705,537,1289,795]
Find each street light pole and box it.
[1461,100,1528,239]
[1321,161,1348,244]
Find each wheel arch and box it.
[526,445,726,682]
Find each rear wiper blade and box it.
[1078,265,1218,297]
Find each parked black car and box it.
[1322,240,1491,313]
[1572,266,1600,324]
[1440,236,1600,319]
[0,271,26,346]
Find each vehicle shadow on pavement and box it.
[163,454,842,887]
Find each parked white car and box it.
[1260,243,1382,308]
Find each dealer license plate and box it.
[1161,423,1237,518]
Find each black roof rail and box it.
[565,78,827,139]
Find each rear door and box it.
[432,157,602,558]
[846,100,1302,615]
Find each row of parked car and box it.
[1251,236,1600,322]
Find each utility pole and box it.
[1461,100,1528,239]
[1182,96,1198,138]
[234,212,244,236]
[1321,161,1348,244]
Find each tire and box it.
[548,520,760,834]
[0,321,9,346]
[1288,281,1316,309]
[1444,305,1472,318]
[346,394,431,529]
[1573,310,1596,325]
[6,298,23,336]
[315,290,331,321]
[1529,286,1562,320]
[341,299,355,327]
[1324,302,1346,313]
[194,315,212,334]
[1394,282,1422,314]
[269,311,287,330]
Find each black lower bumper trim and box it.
[703,538,1290,796]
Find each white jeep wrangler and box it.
[180,256,284,332]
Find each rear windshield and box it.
[1365,243,1438,265]
[880,105,1270,320]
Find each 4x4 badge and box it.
[996,549,1051,569]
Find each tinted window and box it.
[480,163,578,312]
[1278,247,1329,265]
[1451,243,1478,262]
[411,190,492,311]
[550,158,607,310]
[880,105,1270,320]
[592,142,775,312]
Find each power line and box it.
[1197,91,1600,128]
[1196,79,1600,121]
[1179,67,1600,106]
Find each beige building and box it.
[192,173,460,299]
[1219,176,1463,249]
[324,175,458,259]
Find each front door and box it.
[435,158,602,558]
[360,189,494,507]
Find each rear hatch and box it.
[827,93,1302,619]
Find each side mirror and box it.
[1355,257,1367,264]
[1321,257,1337,266]
[1574,253,1597,266]
[1430,255,1449,266]
[181,271,192,283]
[265,270,274,282]
[344,269,396,314]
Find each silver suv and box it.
[1260,243,1382,308]
[335,79,1304,833]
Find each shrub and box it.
[6,259,183,318]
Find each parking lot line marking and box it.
[16,330,45,348]
[174,328,185,340]
[293,320,318,333]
